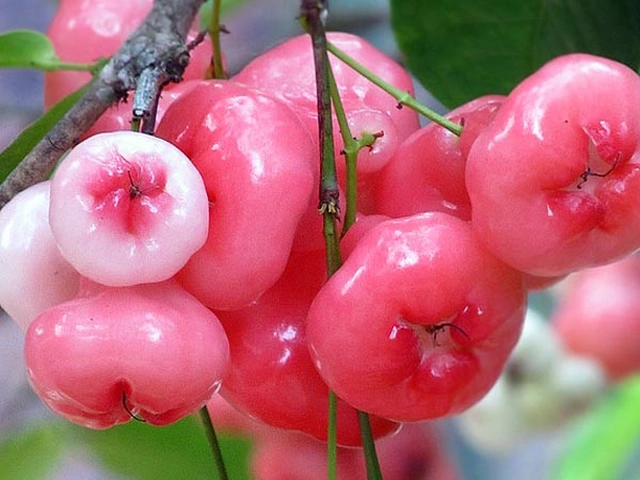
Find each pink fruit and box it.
[48,131,209,287]
[375,95,504,221]
[24,278,230,429]
[156,80,315,310]
[251,423,460,480]
[234,32,420,142]
[216,249,399,446]
[234,32,419,215]
[466,54,640,277]
[306,212,526,421]
[44,0,213,135]
[551,253,640,380]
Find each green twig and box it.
[358,411,383,480]
[130,117,141,132]
[327,64,380,236]
[326,65,358,234]
[207,0,227,79]
[327,390,339,479]
[43,60,100,73]
[326,42,462,136]
[198,406,229,480]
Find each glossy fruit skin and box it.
[216,249,399,446]
[0,181,80,331]
[375,95,504,221]
[234,32,420,215]
[552,253,640,380]
[24,278,230,429]
[234,32,419,142]
[44,0,212,135]
[156,80,316,310]
[306,212,526,422]
[466,54,640,277]
[48,131,209,287]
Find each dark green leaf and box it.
[553,377,640,480]
[0,83,88,183]
[72,415,252,480]
[390,0,640,108]
[0,30,60,70]
[0,422,64,480]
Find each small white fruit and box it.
[49,132,209,286]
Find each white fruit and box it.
[48,132,209,286]
[0,181,80,330]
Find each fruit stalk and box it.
[326,41,463,136]
[206,0,227,79]
[199,407,229,480]
[301,2,383,479]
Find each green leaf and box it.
[0,30,60,70]
[390,0,640,108]
[0,422,64,480]
[0,83,88,183]
[553,377,640,480]
[71,415,252,480]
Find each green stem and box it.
[46,61,98,72]
[326,391,339,479]
[358,411,383,480]
[198,406,229,480]
[327,65,380,236]
[207,0,227,79]
[27,57,107,75]
[130,117,141,132]
[326,65,358,234]
[326,42,463,136]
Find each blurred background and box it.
[1,1,639,479]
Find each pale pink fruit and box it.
[552,254,640,379]
[0,181,80,331]
[48,131,209,286]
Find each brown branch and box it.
[0,0,205,209]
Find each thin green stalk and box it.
[198,406,229,480]
[358,411,383,480]
[207,0,227,79]
[327,65,379,236]
[326,65,358,234]
[326,42,463,136]
[47,61,99,72]
[317,44,342,276]
[130,117,141,132]
[327,390,339,479]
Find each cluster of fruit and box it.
[1,0,640,463]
